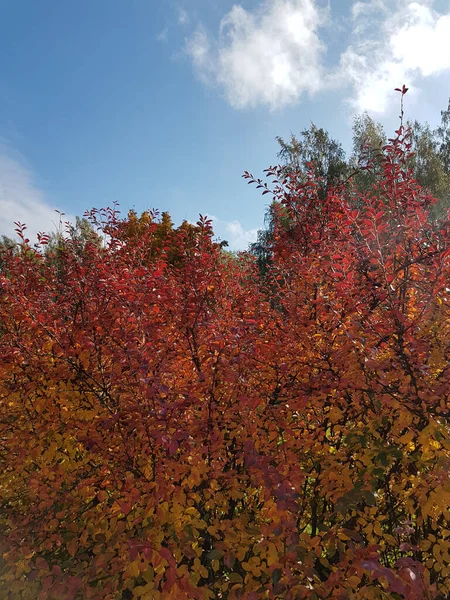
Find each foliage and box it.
[276,124,348,196]
[0,235,18,273]
[1,90,450,599]
[253,99,450,272]
[250,201,291,278]
[115,209,228,265]
[407,114,450,221]
[43,217,103,277]
[349,112,386,195]
[252,126,348,274]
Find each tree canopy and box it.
[1,90,450,599]
[252,98,450,274]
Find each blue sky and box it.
[1,0,450,249]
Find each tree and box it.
[437,99,450,172]
[250,200,290,278]
[243,97,450,598]
[347,101,450,219]
[115,209,228,266]
[349,112,386,195]
[408,117,450,220]
[0,235,18,272]
[2,90,450,599]
[276,124,348,194]
[252,99,450,278]
[43,216,103,282]
[252,125,348,275]
[0,235,17,250]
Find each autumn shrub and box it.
[1,90,450,599]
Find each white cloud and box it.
[178,7,189,26]
[156,27,169,43]
[209,215,258,251]
[184,0,450,114]
[184,25,213,82]
[340,0,450,113]
[0,145,74,243]
[185,0,328,110]
[350,0,387,22]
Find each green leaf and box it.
[207,549,224,561]
[361,490,376,506]
[272,568,282,585]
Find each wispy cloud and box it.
[210,215,258,251]
[184,0,450,114]
[184,25,212,83]
[0,144,73,242]
[178,7,189,27]
[339,0,450,113]
[185,0,328,110]
[156,27,169,43]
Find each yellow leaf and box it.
[127,560,140,579]
[348,575,360,587]
[266,542,278,566]
[384,534,397,546]
[400,429,415,447]
[143,566,154,583]
[212,559,220,572]
[199,565,208,578]
[132,584,153,598]
[373,521,383,536]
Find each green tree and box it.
[408,117,450,219]
[348,103,450,219]
[437,99,450,171]
[276,123,348,196]
[250,201,291,278]
[253,98,450,277]
[0,235,18,274]
[349,112,386,195]
[252,125,348,275]
[43,216,103,281]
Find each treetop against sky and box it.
[0,0,449,249]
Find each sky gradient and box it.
[1,0,450,249]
